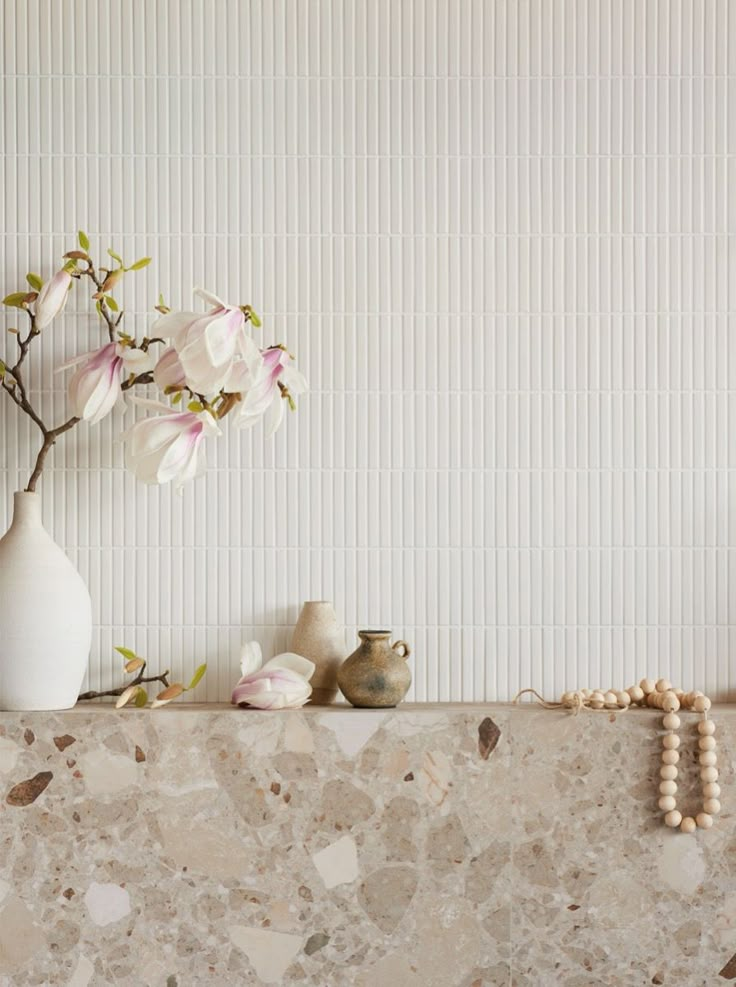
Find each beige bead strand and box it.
[657,699,719,834]
[533,679,721,833]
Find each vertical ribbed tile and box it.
[0,0,734,701]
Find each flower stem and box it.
[78,668,171,701]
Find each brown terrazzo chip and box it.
[720,953,736,979]
[135,745,146,762]
[23,729,35,745]
[6,771,53,806]
[478,717,501,759]
[304,932,330,955]
[53,735,76,752]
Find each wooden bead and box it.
[703,798,721,815]
[680,817,697,834]
[700,766,719,784]
[665,810,683,828]
[662,733,680,749]
[615,691,631,707]
[703,782,721,799]
[640,678,656,695]
[658,795,677,812]
[662,713,681,730]
[660,765,678,781]
[698,736,716,751]
[628,685,645,703]
[661,691,680,712]
[698,720,716,736]
[603,691,618,707]
[662,749,680,765]
[699,751,717,767]
[696,812,714,830]
[693,696,711,713]
[655,678,673,693]
[659,780,678,796]
[581,688,593,699]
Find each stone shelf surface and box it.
[0,702,734,985]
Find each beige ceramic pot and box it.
[337,630,411,708]
[290,601,346,705]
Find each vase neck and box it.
[11,491,43,529]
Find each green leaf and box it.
[171,391,183,405]
[128,257,151,271]
[95,300,103,318]
[114,645,138,661]
[26,273,43,291]
[0,360,6,379]
[187,400,204,413]
[158,292,165,307]
[107,248,124,266]
[105,295,119,312]
[134,688,148,708]
[249,309,261,328]
[78,230,90,251]
[3,291,30,308]
[186,663,207,691]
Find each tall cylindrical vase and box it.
[290,601,345,705]
[0,491,92,710]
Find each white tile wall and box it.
[1,0,735,702]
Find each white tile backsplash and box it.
[1,0,735,701]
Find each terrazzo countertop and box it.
[0,702,734,986]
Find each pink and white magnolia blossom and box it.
[237,346,308,436]
[152,288,262,395]
[153,346,186,390]
[231,641,315,710]
[34,269,72,329]
[58,343,154,424]
[122,398,221,489]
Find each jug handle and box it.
[392,640,411,659]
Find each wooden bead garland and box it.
[553,678,720,834]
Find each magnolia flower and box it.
[34,269,72,329]
[58,343,155,424]
[122,398,221,488]
[153,346,186,390]
[153,288,262,395]
[237,346,308,436]
[231,641,314,710]
[59,342,123,424]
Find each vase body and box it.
[290,601,346,705]
[0,492,92,710]
[338,630,412,708]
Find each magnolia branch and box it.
[78,667,171,701]
[1,252,159,491]
[0,313,82,491]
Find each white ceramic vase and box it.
[0,491,92,710]
[290,601,346,705]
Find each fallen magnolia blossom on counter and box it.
[77,645,207,708]
[232,641,315,710]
